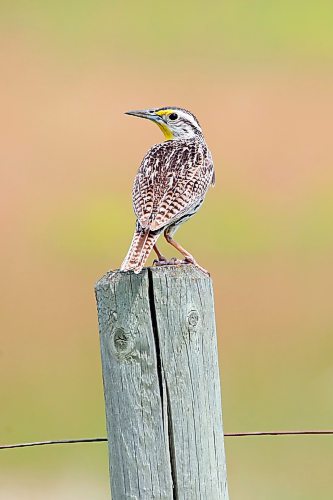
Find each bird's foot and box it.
[153,255,167,266]
[153,257,182,267]
[153,257,168,267]
[153,256,209,274]
[169,257,183,265]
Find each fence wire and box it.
[2,430,333,450]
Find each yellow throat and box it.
[155,109,174,140]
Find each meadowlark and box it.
[120,106,215,274]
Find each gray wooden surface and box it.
[95,265,229,500]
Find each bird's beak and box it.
[125,109,159,122]
[125,108,173,140]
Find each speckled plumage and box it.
[121,107,215,273]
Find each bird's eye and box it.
[169,113,178,121]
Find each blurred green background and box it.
[1,1,333,498]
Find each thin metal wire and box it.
[0,438,107,450]
[225,430,333,437]
[2,430,333,450]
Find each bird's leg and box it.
[153,244,168,266]
[164,229,209,275]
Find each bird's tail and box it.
[120,229,159,274]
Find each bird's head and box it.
[125,106,203,140]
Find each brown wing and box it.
[132,139,214,232]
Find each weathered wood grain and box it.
[95,265,228,500]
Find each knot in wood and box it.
[111,328,134,359]
[187,309,199,329]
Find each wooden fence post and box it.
[95,265,229,500]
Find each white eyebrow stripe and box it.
[177,110,202,132]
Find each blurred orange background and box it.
[1,2,333,498]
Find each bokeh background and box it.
[1,1,333,498]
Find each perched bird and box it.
[120,106,215,274]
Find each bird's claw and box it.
[153,256,167,266]
[153,257,182,267]
[153,256,209,275]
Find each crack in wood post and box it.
[147,269,164,416]
[165,379,179,500]
[148,268,178,500]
